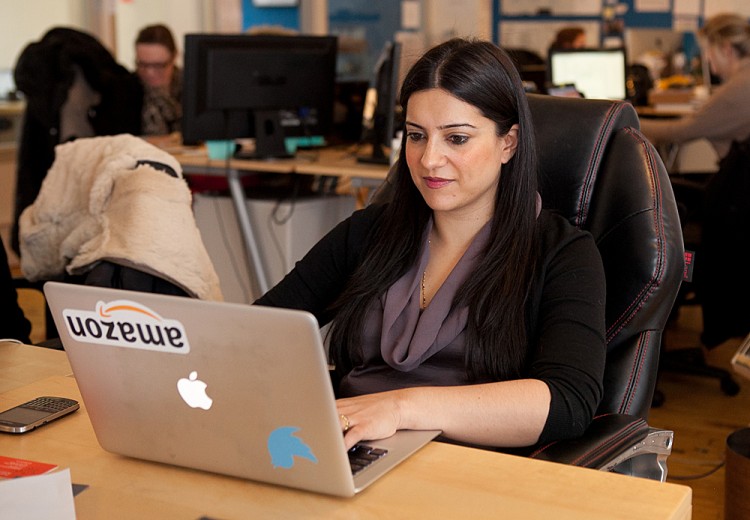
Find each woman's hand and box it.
[336,390,405,450]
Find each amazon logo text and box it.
[62,299,190,354]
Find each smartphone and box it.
[0,396,79,433]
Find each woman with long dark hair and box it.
[257,38,605,450]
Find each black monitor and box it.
[548,48,628,100]
[182,33,338,158]
[357,40,401,165]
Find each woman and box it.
[256,38,606,451]
[135,24,182,135]
[549,27,587,52]
[640,13,750,159]
[641,13,750,347]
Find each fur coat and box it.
[19,134,223,301]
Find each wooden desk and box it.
[0,341,71,394]
[174,146,389,294]
[0,344,692,519]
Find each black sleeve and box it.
[254,203,385,325]
[528,213,606,444]
[0,236,32,344]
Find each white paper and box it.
[635,0,670,12]
[501,0,600,16]
[704,0,750,18]
[401,0,421,30]
[0,469,76,520]
[673,0,701,16]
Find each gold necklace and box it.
[421,236,431,310]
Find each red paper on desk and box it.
[0,455,57,478]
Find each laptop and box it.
[43,282,440,497]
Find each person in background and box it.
[641,13,750,348]
[135,24,182,136]
[549,27,587,52]
[0,235,32,344]
[640,13,750,160]
[256,38,606,451]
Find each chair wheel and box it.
[721,376,741,396]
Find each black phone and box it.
[0,396,79,433]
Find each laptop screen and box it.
[548,48,628,100]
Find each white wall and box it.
[114,0,207,69]
[0,0,86,71]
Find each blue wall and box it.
[242,0,299,30]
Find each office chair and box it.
[505,48,547,93]
[16,135,223,346]
[372,94,684,480]
[521,94,684,481]
[11,27,142,256]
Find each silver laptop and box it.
[44,281,440,497]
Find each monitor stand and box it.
[234,110,293,160]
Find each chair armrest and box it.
[528,413,650,468]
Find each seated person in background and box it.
[256,38,606,451]
[0,235,32,344]
[641,13,750,347]
[135,24,182,136]
[640,13,750,161]
[549,27,587,52]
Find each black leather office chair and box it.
[372,94,684,480]
[522,94,684,480]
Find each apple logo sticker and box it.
[177,371,213,410]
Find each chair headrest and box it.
[527,94,640,228]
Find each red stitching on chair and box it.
[619,330,650,414]
[605,128,667,341]
[568,417,648,466]
[527,414,649,465]
[576,103,626,228]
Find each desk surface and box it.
[0,343,692,519]
[174,145,390,181]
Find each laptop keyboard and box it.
[348,444,388,475]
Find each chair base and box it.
[604,428,674,482]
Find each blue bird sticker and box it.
[268,427,318,469]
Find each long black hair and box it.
[328,38,540,381]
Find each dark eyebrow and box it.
[404,121,477,130]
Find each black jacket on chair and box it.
[11,27,143,254]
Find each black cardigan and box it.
[256,203,606,445]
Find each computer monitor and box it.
[624,28,683,65]
[182,34,338,158]
[548,48,628,100]
[357,40,401,165]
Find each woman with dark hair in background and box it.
[135,24,183,136]
[549,27,587,52]
[256,38,606,450]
